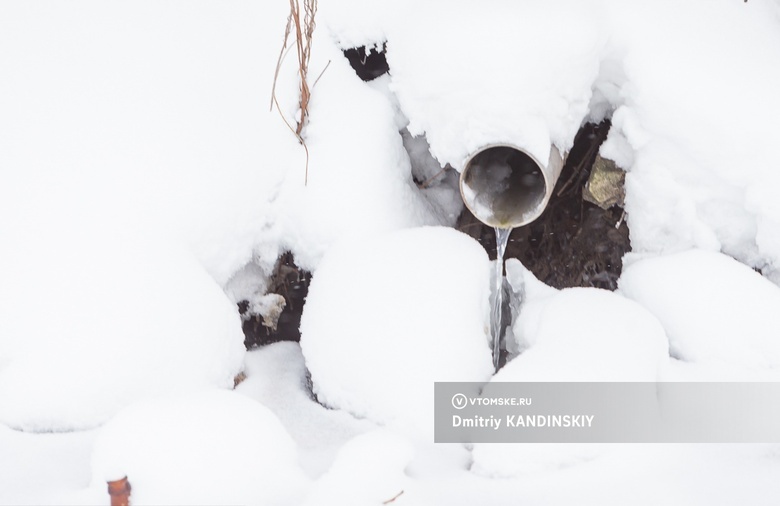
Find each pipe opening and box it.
[460,146,549,228]
[456,120,629,292]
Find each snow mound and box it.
[323,0,780,284]
[303,430,415,506]
[300,227,494,435]
[0,424,98,506]
[595,0,780,281]
[0,230,245,432]
[472,261,669,477]
[325,0,606,166]
[268,28,463,273]
[90,389,308,506]
[472,442,605,479]
[619,249,780,372]
[236,342,374,478]
[504,261,669,382]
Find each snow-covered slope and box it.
[2,0,780,504]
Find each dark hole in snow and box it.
[457,119,630,291]
[239,252,311,350]
[343,44,389,81]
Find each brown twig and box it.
[556,139,600,197]
[270,12,293,112]
[289,0,317,136]
[382,490,404,504]
[272,94,310,184]
[312,59,331,89]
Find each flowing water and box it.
[492,226,512,371]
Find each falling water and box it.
[491,226,512,371]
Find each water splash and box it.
[491,227,512,371]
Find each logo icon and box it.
[451,393,468,410]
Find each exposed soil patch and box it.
[458,120,630,290]
[240,252,311,349]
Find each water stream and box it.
[491,226,512,371]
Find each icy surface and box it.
[300,227,494,435]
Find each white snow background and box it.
[2,0,780,504]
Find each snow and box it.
[235,342,374,478]
[0,229,245,432]
[619,249,780,376]
[300,227,494,435]
[2,0,780,504]
[302,430,415,506]
[472,259,670,478]
[89,389,308,506]
[503,260,669,382]
[595,0,780,281]
[325,0,607,166]
[324,0,780,282]
[0,424,98,505]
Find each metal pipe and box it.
[459,144,564,228]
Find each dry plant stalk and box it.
[271,0,318,184]
[291,0,316,135]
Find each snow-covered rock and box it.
[0,231,245,432]
[235,342,374,478]
[90,389,308,506]
[472,260,669,477]
[505,261,669,382]
[619,249,780,374]
[300,227,494,435]
[303,430,416,506]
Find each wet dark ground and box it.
[240,252,310,349]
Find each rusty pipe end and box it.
[108,476,131,506]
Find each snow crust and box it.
[300,227,494,434]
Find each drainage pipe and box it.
[459,144,565,228]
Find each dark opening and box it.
[343,44,389,82]
[461,146,547,228]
